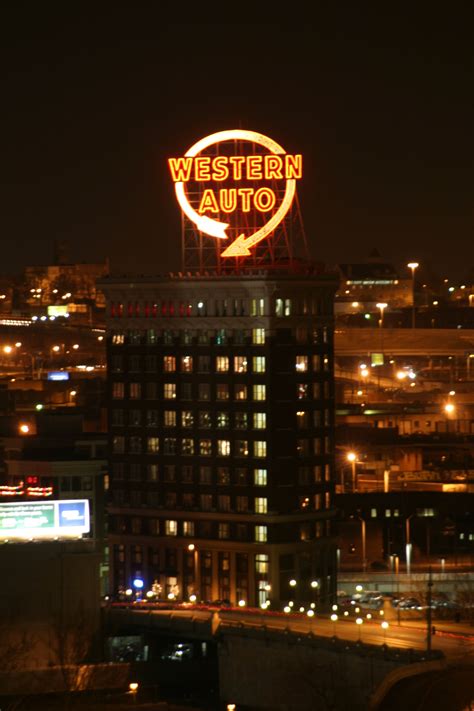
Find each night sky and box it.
[1,11,472,279]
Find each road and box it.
[136,606,474,663]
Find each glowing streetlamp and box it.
[330,613,338,636]
[376,302,387,328]
[444,402,455,415]
[347,451,358,492]
[407,262,419,328]
[381,620,389,643]
[356,617,363,641]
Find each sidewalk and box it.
[395,618,474,638]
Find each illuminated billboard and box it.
[0,499,90,540]
[47,305,68,317]
[47,371,70,381]
[169,130,302,258]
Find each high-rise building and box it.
[102,269,338,608]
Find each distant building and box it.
[335,260,412,314]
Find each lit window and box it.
[112,382,124,399]
[297,383,308,399]
[253,384,266,401]
[180,410,193,428]
[253,412,266,429]
[255,497,267,514]
[217,439,231,457]
[234,356,247,373]
[216,356,229,372]
[296,356,308,372]
[235,384,247,400]
[163,356,176,372]
[385,509,391,518]
[147,437,159,453]
[199,439,212,456]
[255,525,267,542]
[235,412,248,429]
[147,464,158,481]
[198,383,210,400]
[275,298,284,316]
[252,328,265,345]
[165,520,178,536]
[181,438,194,455]
[235,440,248,457]
[217,412,229,428]
[216,384,229,400]
[255,553,268,573]
[218,523,230,539]
[163,411,176,428]
[254,441,267,458]
[164,383,176,399]
[198,411,211,428]
[251,298,265,316]
[371,508,377,518]
[129,382,141,399]
[254,468,267,486]
[181,355,193,372]
[253,356,266,373]
[183,521,195,536]
[217,467,230,485]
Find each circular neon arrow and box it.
[174,130,296,251]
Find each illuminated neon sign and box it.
[169,130,302,257]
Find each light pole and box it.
[347,451,357,492]
[356,617,363,642]
[407,262,419,328]
[381,620,389,643]
[330,613,338,636]
[405,514,414,576]
[376,302,387,329]
[358,516,367,572]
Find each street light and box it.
[347,452,357,492]
[407,262,419,328]
[356,617,363,642]
[330,613,338,636]
[381,620,389,643]
[376,302,387,328]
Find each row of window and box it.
[112,354,266,374]
[112,436,268,457]
[112,463,332,486]
[112,489,330,512]
[112,409,268,429]
[113,464,268,486]
[109,297,329,320]
[114,516,328,542]
[110,354,330,375]
[111,408,330,430]
[113,546,269,576]
[110,327,330,347]
[111,381,330,401]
